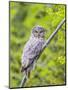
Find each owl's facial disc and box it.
[32,25,45,38]
[33,30,45,38]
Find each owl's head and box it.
[32,25,45,38]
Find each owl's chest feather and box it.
[24,38,44,56]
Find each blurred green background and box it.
[9,1,66,88]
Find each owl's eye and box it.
[35,31,38,33]
[40,31,43,33]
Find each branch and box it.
[42,18,65,50]
[19,76,27,87]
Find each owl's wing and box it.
[22,39,45,70]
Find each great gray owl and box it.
[21,25,45,79]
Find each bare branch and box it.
[19,76,27,87]
[42,18,65,50]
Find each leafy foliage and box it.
[10,2,66,88]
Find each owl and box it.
[21,25,45,78]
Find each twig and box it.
[20,76,27,87]
[42,18,65,50]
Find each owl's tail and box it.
[21,67,30,77]
[20,66,25,72]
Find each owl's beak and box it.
[38,34,40,38]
